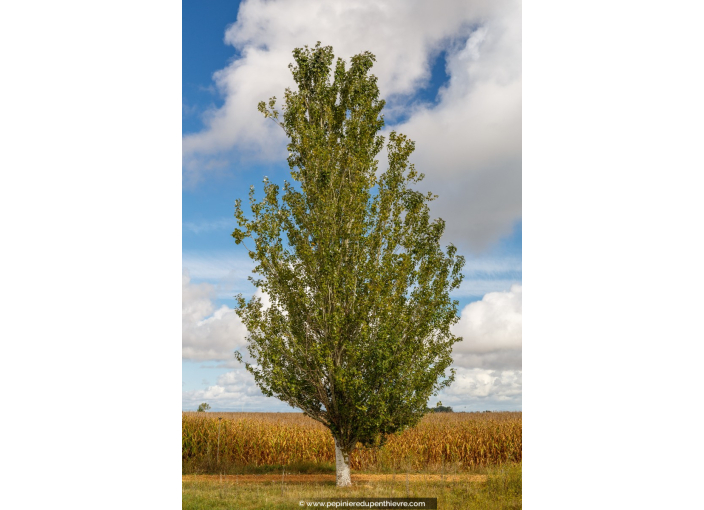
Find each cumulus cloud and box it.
[183,0,493,162]
[182,368,295,412]
[395,2,521,249]
[438,367,521,410]
[183,0,520,249]
[182,269,249,361]
[451,284,522,369]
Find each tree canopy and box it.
[232,42,465,485]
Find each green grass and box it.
[183,459,336,475]
[182,463,521,509]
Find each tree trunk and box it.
[334,437,352,487]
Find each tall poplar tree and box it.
[232,43,465,487]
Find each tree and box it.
[427,405,454,413]
[232,43,465,487]
[197,403,211,412]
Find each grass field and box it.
[182,463,522,510]
[183,411,522,474]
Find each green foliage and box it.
[197,403,211,413]
[233,43,465,456]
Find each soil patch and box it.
[183,474,487,484]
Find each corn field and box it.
[182,412,521,472]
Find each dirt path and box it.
[183,474,487,484]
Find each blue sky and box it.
[182,0,522,412]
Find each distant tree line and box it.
[427,405,454,413]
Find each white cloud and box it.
[451,284,521,369]
[182,269,249,361]
[438,367,521,410]
[182,368,296,412]
[182,0,521,249]
[394,2,521,249]
[182,251,254,289]
[253,286,272,310]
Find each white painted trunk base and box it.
[334,438,352,487]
